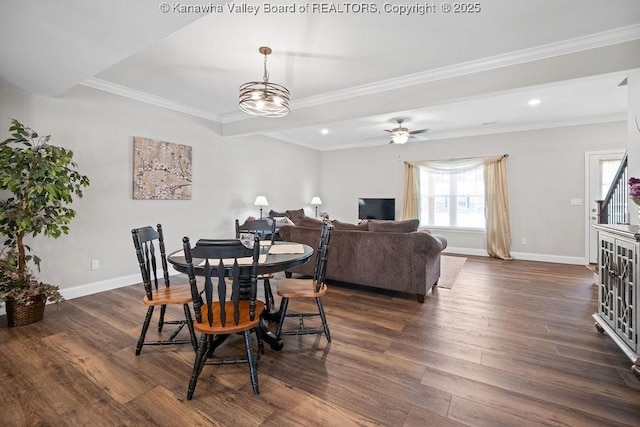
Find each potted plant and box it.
[0,119,89,326]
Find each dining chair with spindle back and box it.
[275,221,334,342]
[131,224,197,355]
[183,235,264,398]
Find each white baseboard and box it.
[444,247,587,265]
[444,247,488,257]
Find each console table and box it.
[593,224,640,380]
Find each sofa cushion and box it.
[286,209,306,224]
[268,209,288,219]
[298,216,324,228]
[368,219,420,233]
[332,219,369,231]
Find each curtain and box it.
[484,155,513,260]
[402,162,420,219]
[407,155,513,260]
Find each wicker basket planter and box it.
[6,295,46,327]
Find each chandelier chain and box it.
[263,53,269,83]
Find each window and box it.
[418,164,485,229]
[600,158,622,199]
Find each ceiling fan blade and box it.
[409,129,430,135]
[410,135,431,141]
[383,129,393,133]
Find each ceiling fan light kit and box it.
[239,46,290,118]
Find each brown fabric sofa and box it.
[278,220,447,303]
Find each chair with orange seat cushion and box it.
[275,221,334,342]
[131,224,197,355]
[183,236,264,398]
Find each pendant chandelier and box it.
[239,46,290,118]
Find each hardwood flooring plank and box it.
[402,406,467,427]
[420,351,640,425]
[479,350,640,404]
[420,366,631,426]
[447,395,543,427]
[42,331,156,404]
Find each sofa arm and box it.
[411,231,447,257]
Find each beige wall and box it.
[319,121,627,263]
[0,84,321,293]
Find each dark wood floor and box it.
[2,256,640,426]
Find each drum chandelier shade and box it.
[239,46,290,118]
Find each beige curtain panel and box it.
[402,162,420,220]
[484,155,513,260]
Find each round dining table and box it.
[167,240,313,350]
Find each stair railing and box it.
[596,152,628,225]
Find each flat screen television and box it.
[358,198,395,220]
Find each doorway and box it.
[585,150,625,264]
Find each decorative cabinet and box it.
[594,224,640,380]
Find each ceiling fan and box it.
[384,119,430,144]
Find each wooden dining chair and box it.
[235,218,277,312]
[275,221,334,342]
[131,224,197,355]
[183,236,265,398]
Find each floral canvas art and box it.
[133,137,192,200]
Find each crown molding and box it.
[289,24,640,112]
[81,77,219,121]
[81,24,640,125]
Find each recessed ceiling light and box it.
[528,98,541,106]
[320,128,329,135]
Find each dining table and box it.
[167,240,313,351]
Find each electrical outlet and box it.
[91,259,100,270]
[521,238,527,245]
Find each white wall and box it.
[319,121,627,263]
[0,83,321,294]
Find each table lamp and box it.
[310,196,322,217]
[254,196,269,219]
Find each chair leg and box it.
[244,330,259,395]
[183,303,197,352]
[136,306,155,355]
[187,334,209,400]
[158,304,167,332]
[263,279,275,313]
[275,297,289,338]
[316,297,331,343]
[254,326,264,356]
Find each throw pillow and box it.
[368,219,420,233]
[298,216,324,228]
[273,216,295,226]
[332,219,369,231]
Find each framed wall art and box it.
[133,136,192,200]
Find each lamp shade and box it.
[254,196,269,206]
[310,196,322,205]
